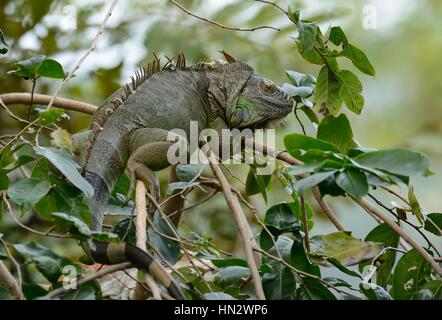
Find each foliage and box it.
[0,1,440,301]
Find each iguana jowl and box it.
[78,53,293,299]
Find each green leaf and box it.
[61,283,101,300]
[301,105,319,124]
[290,237,320,276]
[166,181,199,194]
[245,167,271,202]
[216,266,251,284]
[338,70,364,114]
[7,178,51,212]
[36,59,65,79]
[8,55,45,79]
[424,213,442,236]
[264,203,299,231]
[354,148,431,177]
[418,280,442,300]
[328,26,348,46]
[289,200,314,231]
[335,168,369,197]
[392,249,433,300]
[408,186,423,225]
[326,257,361,278]
[263,236,297,299]
[296,277,336,300]
[0,29,9,55]
[314,66,343,114]
[295,171,336,194]
[297,22,318,53]
[310,232,384,266]
[341,44,376,77]
[8,55,66,80]
[0,173,9,191]
[284,133,339,163]
[317,114,355,154]
[51,212,91,239]
[359,283,392,300]
[37,108,67,126]
[34,146,94,197]
[211,259,248,268]
[175,164,202,182]
[147,213,180,265]
[361,223,399,287]
[34,194,58,220]
[204,292,237,300]
[14,242,80,283]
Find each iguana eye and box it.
[259,80,277,95]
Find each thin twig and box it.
[44,262,132,299]
[0,261,23,300]
[2,193,70,238]
[27,79,36,121]
[45,0,118,111]
[169,0,280,32]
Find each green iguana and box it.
[75,52,293,299]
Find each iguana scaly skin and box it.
[78,53,293,299]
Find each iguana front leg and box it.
[127,128,181,216]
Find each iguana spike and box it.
[220,50,237,63]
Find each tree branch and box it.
[350,195,442,277]
[201,143,265,300]
[0,261,23,300]
[169,0,280,32]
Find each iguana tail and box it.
[82,171,184,300]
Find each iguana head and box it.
[207,59,293,129]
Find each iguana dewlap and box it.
[79,53,293,299]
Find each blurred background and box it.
[1,0,441,262]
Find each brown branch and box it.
[201,143,265,300]
[350,195,442,277]
[45,0,118,111]
[0,239,23,298]
[169,0,280,32]
[134,180,162,300]
[0,93,97,115]
[0,261,23,300]
[44,262,132,299]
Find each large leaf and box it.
[338,70,364,114]
[262,236,297,299]
[51,212,91,239]
[264,203,299,232]
[14,242,80,283]
[341,44,376,77]
[284,133,339,163]
[7,178,51,212]
[296,277,336,300]
[328,26,348,46]
[354,148,431,177]
[295,171,336,194]
[314,66,343,114]
[290,237,320,277]
[175,164,202,182]
[297,22,317,53]
[216,266,251,285]
[360,223,399,287]
[245,167,271,202]
[34,146,94,197]
[335,168,369,197]
[392,249,433,300]
[317,114,354,154]
[310,232,384,266]
[147,213,180,265]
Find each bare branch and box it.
[350,195,442,277]
[0,93,97,115]
[201,143,265,300]
[169,0,280,32]
[0,261,23,300]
